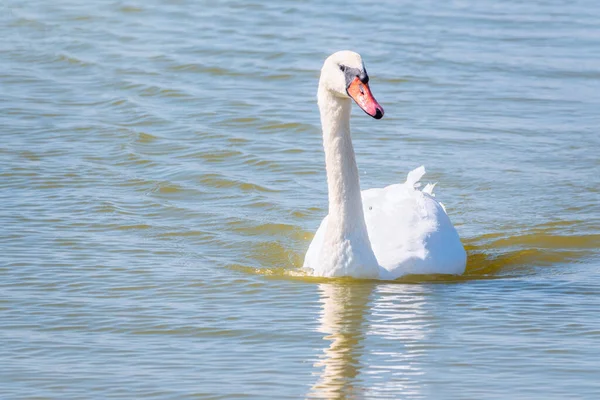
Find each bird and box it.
[302,51,466,280]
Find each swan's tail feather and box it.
[423,182,437,196]
[406,165,426,188]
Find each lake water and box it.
[1,0,600,398]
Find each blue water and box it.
[1,0,599,398]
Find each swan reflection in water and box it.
[310,282,431,399]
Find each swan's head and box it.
[319,50,384,119]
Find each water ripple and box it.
[2,0,600,398]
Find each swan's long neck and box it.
[318,88,365,232]
[317,85,378,276]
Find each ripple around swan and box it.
[226,223,599,283]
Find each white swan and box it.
[303,51,466,279]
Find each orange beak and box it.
[346,77,384,119]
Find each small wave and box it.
[168,64,245,77]
[230,222,598,283]
[198,173,278,193]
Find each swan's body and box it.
[303,51,466,279]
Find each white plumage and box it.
[303,51,466,279]
[304,166,466,279]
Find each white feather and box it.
[303,51,466,279]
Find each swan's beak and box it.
[347,77,384,119]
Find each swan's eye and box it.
[339,65,346,72]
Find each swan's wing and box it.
[361,167,466,277]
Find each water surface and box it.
[1,0,600,398]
